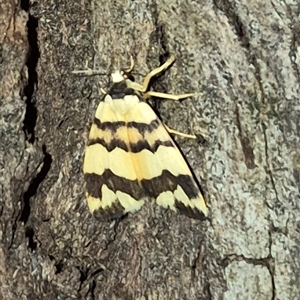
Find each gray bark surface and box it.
[0,0,299,299]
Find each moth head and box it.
[111,70,126,83]
[111,56,135,83]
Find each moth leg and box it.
[164,124,196,139]
[72,69,93,75]
[143,91,195,101]
[128,55,176,93]
[72,69,105,75]
[141,55,176,92]
[72,59,106,76]
[72,60,96,75]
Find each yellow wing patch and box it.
[83,56,208,220]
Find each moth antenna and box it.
[124,55,135,73]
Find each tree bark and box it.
[1,0,299,299]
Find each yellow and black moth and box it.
[80,55,208,220]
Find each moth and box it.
[79,55,208,220]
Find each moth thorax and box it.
[111,71,125,83]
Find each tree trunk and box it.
[1,0,299,299]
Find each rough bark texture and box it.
[1,0,299,299]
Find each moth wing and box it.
[126,102,208,219]
[84,101,145,220]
